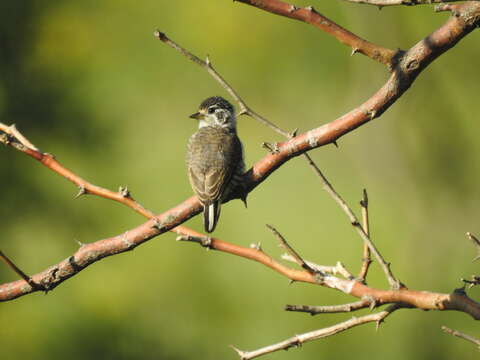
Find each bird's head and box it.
[190,96,236,130]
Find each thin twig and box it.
[467,232,480,262]
[340,0,465,7]
[442,326,480,349]
[285,297,375,315]
[0,250,40,290]
[154,31,290,138]
[303,153,401,289]
[266,224,318,275]
[358,189,372,282]
[232,304,404,360]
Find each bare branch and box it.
[442,326,480,349]
[266,224,318,275]
[303,152,401,289]
[153,31,289,138]
[234,0,398,67]
[233,304,404,359]
[358,189,372,282]
[467,232,480,261]
[340,0,466,8]
[0,122,194,237]
[285,297,375,315]
[0,250,40,290]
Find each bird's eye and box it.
[208,107,216,114]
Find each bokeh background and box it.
[1,1,479,359]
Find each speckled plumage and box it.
[186,96,245,233]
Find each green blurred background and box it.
[1,1,479,359]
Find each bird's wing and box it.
[188,165,228,205]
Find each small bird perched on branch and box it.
[186,96,245,233]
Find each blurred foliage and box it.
[1,1,479,360]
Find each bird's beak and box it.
[189,112,204,120]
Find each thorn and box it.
[368,110,377,120]
[288,5,299,12]
[289,128,298,138]
[119,186,131,198]
[206,55,211,66]
[332,140,339,148]
[237,109,248,116]
[289,279,296,285]
[360,188,368,207]
[351,48,359,56]
[75,239,84,247]
[74,186,87,199]
[154,30,167,41]
[262,142,279,154]
[250,242,262,251]
[377,5,383,10]
[230,345,247,360]
[305,5,317,13]
[151,218,165,231]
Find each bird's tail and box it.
[204,201,221,233]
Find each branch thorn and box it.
[74,185,87,199]
[119,186,131,198]
[262,142,279,154]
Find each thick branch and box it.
[235,0,398,66]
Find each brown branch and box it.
[1,2,480,302]
[442,326,480,348]
[235,0,398,67]
[179,236,480,319]
[232,304,404,360]
[341,0,467,7]
[0,122,191,236]
[358,189,372,282]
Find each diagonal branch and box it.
[232,304,405,360]
[0,250,40,290]
[266,224,319,275]
[442,326,480,349]
[467,232,480,262]
[154,31,290,138]
[235,0,398,67]
[0,122,191,235]
[303,153,401,289]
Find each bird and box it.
[186,96,245,233]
